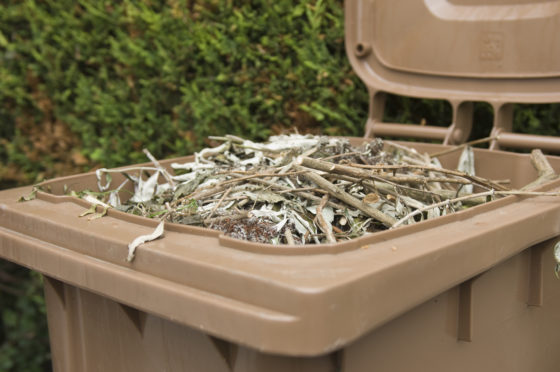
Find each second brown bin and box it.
[1,0,560,371]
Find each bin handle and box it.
[364,91,473,146]
[364,93,560,153]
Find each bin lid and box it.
[345,0,560,104]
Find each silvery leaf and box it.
[250,207,284,222]
[126,222,164,262]
[198,178,220,189]
[380,202,397,219]
[401,195,425,209]
[306,205,334,223]
[321,206,334,224]
[195,142,230,163]
[240,152,263,166]
[431,157,443,168]
[274,218,288,232]
[395,199,407,216]
[172,172,197,182]
[130,171,160,203]
[107,179,129,208]
[345,208,361,218]
[108,192,121,208]
[222,201,235,210]
[250,134,319,152]
[244,190,286,204]
[427,207,441,219]
[289,211,315,236]
[457,146,475,194]
[96,168,112,192]
[83,194,111,209]
[174,172,207,198]
[156,183,172,195]
[306,205,318,214]
[171,162,214,171]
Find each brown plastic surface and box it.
[346,0,560,150]
[1,143,560,371]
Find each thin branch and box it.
[285,228,296,245]
[347,161,509,191]
[143,148,176,188]
[296,165,397,227]
[392,190,498,228]
[316,194,337,243]
[392,189,560,228]
[204,187,232,224]
[429,136,498,158]
[522,149,557,190]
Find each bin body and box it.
[39,241,560,372]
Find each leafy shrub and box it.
[0,263,50,372]
[0,0,369,187]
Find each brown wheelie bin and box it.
[1,0,560,371]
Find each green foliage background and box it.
[0,0,558,370]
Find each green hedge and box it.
[0,1,559,370]
[0,0,371,188]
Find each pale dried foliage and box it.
[87,134,543,248]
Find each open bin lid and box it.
[345,0,560,103]
[345,0,560,148]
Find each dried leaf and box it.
[321,206,334,224]
[457,146,475,194]
[395,198,407,216]
[82,194,111,209]
[290,211,315,237]
[249,205,284,222]
[18,188,38,202]
[108,192,120,208]
[171,162,214,172]
[88,206,109,221]
[130,171,160,203]
[79,204,97,217]
[245,190,286,204]
[363,193,380,204]
[126,222,164,262]
[240,152,264,166]
[427,207,441,219]
[95,169,112,192]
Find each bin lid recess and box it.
[345,0,560,104]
